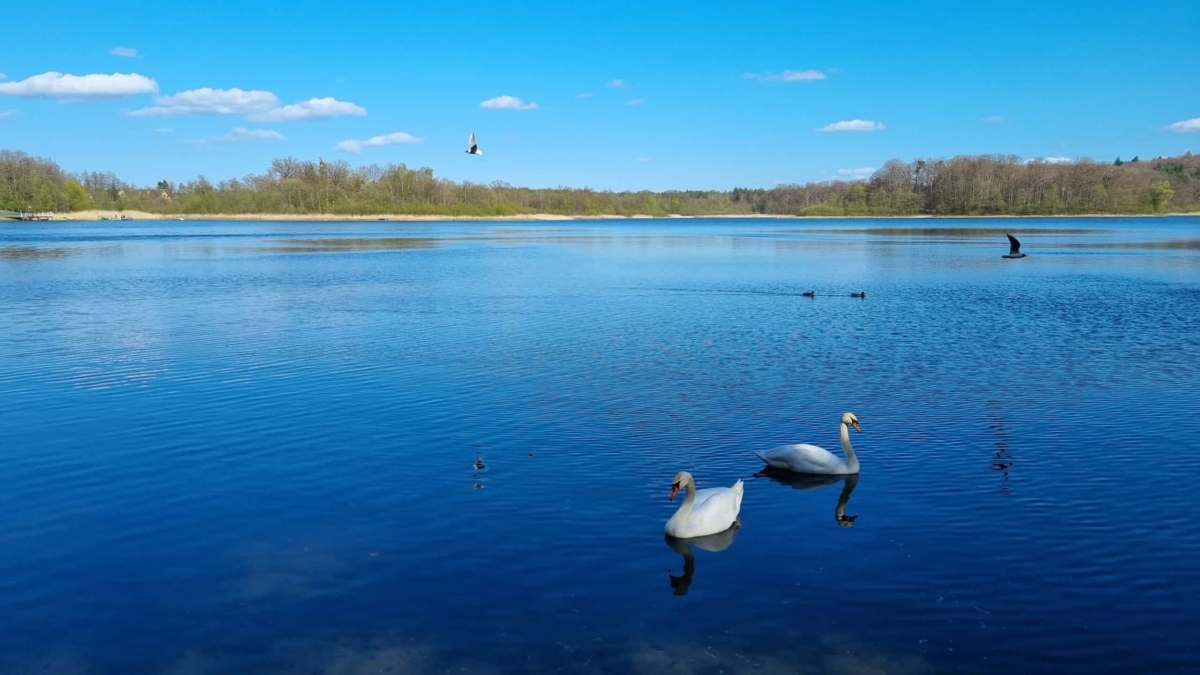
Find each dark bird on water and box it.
[802,291,816,298]
[465,133,482,156]
[1003,233,1027,259]
[850,292,866,298]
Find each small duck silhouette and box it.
[850,291,865,298]
[801,290,816,298]
[473,458,487,471]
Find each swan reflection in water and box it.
[755,469,861,527]
[664,521,740,596]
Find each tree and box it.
[1130,156,1140,163]
[1150,181,1174,213]
[1114,157,1124,166]
[64,180,93,211]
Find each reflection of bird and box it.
[1003,233,1027,259]
[665,523,740,596]
[755,467,843,490]
[665,472,743,538]
[465,133,482,156]
[850,292,866,298]
[754,412,862,475]
[987,400,1014,496]
[802,290,816,298]
[756,469,861,527]
[835,474,860,526]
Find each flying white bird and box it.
[465,133,482,156]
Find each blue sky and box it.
[1,0,1198,190]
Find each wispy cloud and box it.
[1165,117,1200,133]
[0,73,7,81]
[816,119,885,133]
[742,69,827,82]
[153,127,173,134]
[480,95,537,110]
[0,72,158,99]
[248,97,366,122]
[577,92,593,98]
[0,108,18,119]
[130,88,277,117]
[608,79,626,88]
[837,167,876,178]
[129,88,364,121]
[627,98,646,106]
[336,131,422,153]
[981,115,1007,122]
[636,157,651,162]
[181,127,286,144]
[109,46,138,58]
[1027,156,1072,164]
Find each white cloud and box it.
[129,88,365,121]
[0,73,6,80]
[1165,117,1200,133]
[336,131,422,153]
[837,167,876,178]
[577,92,593,98]
[110,46,138,58]
[981,115,1007,122]
[153,127,173,133]
[182,127,286,144]
[1038,156,1073,164]
[0,72,158,99]
[636,157,651,162]
[608,79,626,88]
[480,95,537,110]
[816,119,886,133]
[0,108,18,119]
[247,97,366,122]
[742,69,827,82]
[627,98,646,106]
[130,87,278,117]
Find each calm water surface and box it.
[1,217,1198,674]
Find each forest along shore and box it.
[3,149,1199,218]
[14,211,1200,222]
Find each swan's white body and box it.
[754,412,861,475]
[665,472,743,539]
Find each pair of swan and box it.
[665,412,862,538]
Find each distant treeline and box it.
[2,149,1198,217]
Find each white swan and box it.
[664,472,743,539]
[754,412,862,475]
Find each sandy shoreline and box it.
[17,210,1200,223]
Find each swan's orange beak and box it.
[851,421,861,433]
[669,483,680,501]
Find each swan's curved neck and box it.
[679,481,697,512]
[840,423,860,473]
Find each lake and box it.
[1,217,1198,674]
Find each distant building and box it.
[115,189,172,201]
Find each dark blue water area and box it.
[1,217,1199,673]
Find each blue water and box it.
[1,217,1198,674]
